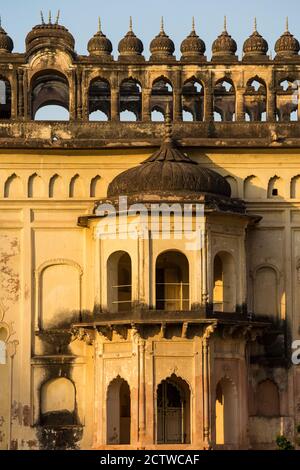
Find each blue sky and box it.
[2,0,300,58]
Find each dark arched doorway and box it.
[157,375,190,444]
[106,377,131,445]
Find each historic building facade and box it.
[0,14,300,450]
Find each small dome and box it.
[26,12,75,56]
[243,19,268,57]
[0,20,14,53]
[275,19,300,57]
[108,117,231,199]
[118,18,143,57]
[88,19,112,56]
[212,17,237,58]
[150,18,175,60]
[180,18,206,60]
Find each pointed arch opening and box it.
[182,79,204,121]
[213,78,236,122]
[0,77,11,119]
[151,77,173,121]
[119,78,142,121]
[40,377,76,425]
[88,78,110,121]
[244,77,267,121]
[106,377,131,445]
[155,250,189,311]
[276,78,298,122]
[31,70,69,121]
[157,375,191,444]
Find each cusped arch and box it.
[4,173,24,198]
[244,175,265,199]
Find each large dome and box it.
[108,121,231,199]
[26,13,75,56]
[118,18,144,58]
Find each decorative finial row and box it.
[40,10,60,25]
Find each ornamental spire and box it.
[40,11,45,25]
[160,16,164,33]
[254,17,257,33]
[129,16,133,32]
[98,17,101,32]
[286,16,289,32]
[192,16,195,33]
[55,10,60,25]
[224,15,227,32]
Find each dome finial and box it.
[55,10,60,25]
[224,15,227,32]
[129,16,133,32]
[254,17,257,32]
[98,17,101,32]
[48,10,52,25]
[160,16,164,33]
[40,11,45,25]
[192,16,195,33]
[286,16,289,32]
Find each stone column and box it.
[82,71,89,121]
[111,88,119,121]
[267,86,276,122]
[236,86,245,121]
[69,69,76,121]
[17,68,24,119]
[204,87,213,122]
[174,88,182,121]
[202,323,217,449]
[138,339,146,447]
[76,69,83,120]
[11,70,18,120]
[142,89,151,121]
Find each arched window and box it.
[213,252,236,313]
[107,251,132,313]
[256,379,280,417]
[213,79,236,122]
[254,266,278,318]
[244,175,265,199]
[155,251,189,311]
[151,77,173,121]
[182,79,204,121]
[119,78,142,121]
[157,375,190,444]
[215,378,238,446]
[276,78,298,122]
[291,175,300,198]
[244,77,267,121]
[106,377,131,445]
[267,176,284,198]
[88,78,110,121]
[41,377,76,425]
[31,70,69,121]
[0,77,12,119]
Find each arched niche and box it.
[41,377,76,425]
[244,175,265,199]
[256,379,280,417]
[267,176,285,198]
[253,265,279,319]
[49,174,65,198]
[215,377,238,446]
[290,175,300,198]
[155,250,189,311]
[213,252,237,313]
[225,175,238,197]
[106,376,131,445]
[157,374,191,444]
[4,174,24,199]
[36,259,83,329]
[69,174,85,198]
[28,173,46,198]
[107,251,132,313]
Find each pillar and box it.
[142,89,151,121]
[111,88,119,121]
[267,86,276,122]
[174,88,182,121]
[236,86,245,121]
